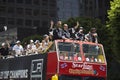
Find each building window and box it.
[42,10,48,16]
[16,0,23,4]
[25,0,32,4]
[16,18,23,25]
[0,0,7,4]
[89,6,92,10]
[50,13,56,17]
[8,7,15,14]
[16,8,23,15]
[33,0,40,5]
[42,0,48,6]
[0,6,6,14]
[33,9,40,16]
[33,20,40,26]
[8,18,15,25]
[49,0,56,3]
[42,21,48,27]
[0,17,6,24]
[89,1,93,5]
[25,8,32,16]
[80,4,83,9]
[85,6,88,11]
[8,0,15,3]
[49,3,56,7]
[42,2,48,6]
[25,19,32,26]
[84,0,88,4]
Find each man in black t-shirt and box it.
[0,42,10,57]
[85,28,98,43]
[75,27,85,41]
[62,24,71,39]
[53,21,63,40]
[69,21,79,39]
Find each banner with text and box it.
[0,54,47,80]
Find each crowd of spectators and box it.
[0,20,98,59]
[0,35,52,59]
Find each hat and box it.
[35,40,40,43]
[79,27,83,29]
[91,27,96,30]
[90,28,96,32]
[63,24,68,27]
[43,34,48,38]
[16,40,20,44]
[1,43,5,46]
[30,40,34,43]
[49,32,53,36]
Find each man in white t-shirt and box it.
[13,40,24,56]
[26,40,36,54]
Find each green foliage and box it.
[22,34,43,45]
[107,0,120,79]
[64,17,107,43]
[107,0,120,61]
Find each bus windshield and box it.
[57,42,81,61]
[82,44,105,63]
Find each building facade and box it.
[57,0,110,23]
[57,0,80,21]
[0,0,57,30]
[0,0,110,30]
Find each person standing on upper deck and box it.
[75,27,85,41]
[53,20,63,40]
[85,28,98,43]
[62,24,71,39]
[69,21,79,39]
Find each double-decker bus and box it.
[0,39,107,80]
[47,39,107,80]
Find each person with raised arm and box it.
[75,27,85,41]
[69,21,79,39]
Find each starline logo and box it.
[72,62,93,70]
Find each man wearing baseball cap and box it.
[12,40,24,56]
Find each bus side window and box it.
[59,51,69,60]
[64,52,69,60]
[83,44,89,53]
[59,52,64,60]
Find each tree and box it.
[107,0,120,79]
[22,34,43,46]
[107,0,120,62]
[64,17,108,44]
